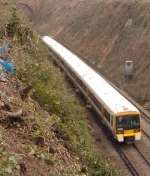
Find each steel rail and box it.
[142,129,150,140]
[133,144,150,167]
[114,144,140,176]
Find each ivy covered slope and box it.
[0,4,118,176]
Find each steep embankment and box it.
[0,2,118,175]
[25,0,150,107]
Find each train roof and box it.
[42,36,139,115]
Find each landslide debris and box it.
[0,3,118,176]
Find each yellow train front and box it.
[114,112,141,143]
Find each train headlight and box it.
[117,135,124,142]
[135,132,141,141]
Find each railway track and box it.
[142,129,150,140]
[90,111,141,176]
[102,84,150,175]
[93,111,150,176]
[133,144,150,167]
[116,145,140,176]
[120,145,150,176]
[141,114,150,125]
[113,140,150,176]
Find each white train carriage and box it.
[42,36,141,143]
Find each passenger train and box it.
[42,36,141,143]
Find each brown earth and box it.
[18,0,150,107]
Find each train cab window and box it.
[116,115,140,130]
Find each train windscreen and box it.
[116,115,140,130]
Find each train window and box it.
[103,108,110,123]
[106,111,110,122]
[116,115,140,130]
[91,95,102,110]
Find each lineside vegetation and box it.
[0,4,119,176]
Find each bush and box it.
[6,8,34,45]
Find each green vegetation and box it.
[18,45,91,152]
[17,35,117,176]
[0,4,118,175]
